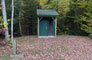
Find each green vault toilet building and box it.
[37,9,58,38]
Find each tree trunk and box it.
[11,0,14,42]
[1,0,9,42]
[11,0,17,55]
[19,0,23,36]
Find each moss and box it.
[30,50,44,55]
[2,56,10,60]
[58,58,65,60]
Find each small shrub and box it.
[8,40,13,48]
[58,58,65,60]
[2,56,10,60]
[89,34,92,39]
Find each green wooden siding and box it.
[39,19,55,36]
[53,21,55,36]
[39,20,49,36]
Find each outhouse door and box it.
[39,20,49,36]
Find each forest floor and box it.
[0,35,92,60]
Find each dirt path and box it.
[0,35,92,60]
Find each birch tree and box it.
[1,0,9,42]
[11,0,17,55]
[11,0,14,42]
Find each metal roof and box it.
[37,9,58,17]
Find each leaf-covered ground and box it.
[0,35,92,60]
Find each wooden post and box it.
[12,40,17,55]
[55,17,57,37]
[38,17,39,37]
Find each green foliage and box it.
[89,34,92,38]
[2,56,10,60]
[69,0,92,35]
[0,0,39,36]
[21,0,39,35]
[59,0,92,35]
[1,0,92,36]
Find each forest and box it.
[0,0,92,37]
[0,0,92,60]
